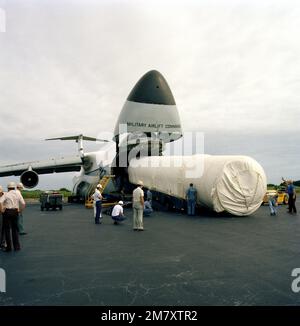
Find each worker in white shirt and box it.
[132,180,144,231]
[93,185,103,219]
[0,185,5,249]
[0,182,25,252]
[16,182,27,235]
[92,184,103,224]
[111,201,126,225]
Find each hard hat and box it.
[17,182,24,189]
[7,182,16,189]
[137,180,144,186]
[118,201,124,205]
[96,184,103,189]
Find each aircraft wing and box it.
[0,134,105,188]
[0,155,83,177]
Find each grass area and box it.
[21,189,72,199]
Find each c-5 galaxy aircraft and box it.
[0,70,182,199]
[0,70,267,216]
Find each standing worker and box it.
[0,186,5,249]
[16,182,27,235]
[186,183,197,216]
[146,189,152,205]
[0,182,25,252]
[92,184,103,224]
[132,181,144,231]
[282,178,297,214]
[268,193,278,216]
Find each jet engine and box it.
[20,169,39,188]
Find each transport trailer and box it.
[151,190,186,212]
[40,191,63,211]
[128,155,267,216]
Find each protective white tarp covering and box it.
[128,155,267,216]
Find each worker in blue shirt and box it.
[186,183,197,216]
[282,177,297,214]
[144,200,153,217]
[268,193,278,216]
[146,189,152,205]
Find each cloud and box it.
[0,0,299,187]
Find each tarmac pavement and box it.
[0,202,300,306]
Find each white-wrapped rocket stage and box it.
[114,70,267,216]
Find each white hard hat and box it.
[137,180,144,186]
[96,184,103,189]
[118,201,124,205]
[7,182,16,189]
[17,182,24,189]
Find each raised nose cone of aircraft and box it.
[114,70,182,142]
[127,70,176,105]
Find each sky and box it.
[0,0,299,189]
